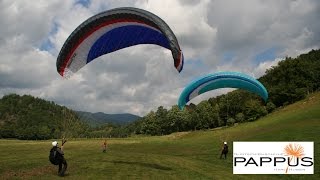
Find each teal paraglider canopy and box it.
[178,71,268,110]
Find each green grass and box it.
[0,92,320,179]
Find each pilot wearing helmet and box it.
[220,141,229,159]
[49,140,67,176]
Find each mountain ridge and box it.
[76,111,141,127]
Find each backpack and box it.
[49,147,61,165]
[223,145,229,152]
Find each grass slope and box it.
[0,92,319,179]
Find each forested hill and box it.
[0,94,89,140]
[259,49,320,106]
[76,111,140,127]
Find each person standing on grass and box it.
[220,141,229,159]
[49,139,68,176]
[102,139,107,153]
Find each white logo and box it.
[233,142,314,174]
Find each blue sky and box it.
[254,47,279,65]
[76,0,91,7]
[40,22,59,52]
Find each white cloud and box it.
[136,0,217,58]
[253,58,283,78]
[1,0,319,116]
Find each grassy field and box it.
[0,92,319,180]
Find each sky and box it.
[0,0,319,116]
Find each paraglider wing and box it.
[56,7,183,77]
[178,72,268,110]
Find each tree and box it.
[226,118,235,126]
[195,101,212,129]
[156,106,168,135]
[235,113,245,123]
[266,102,276,113]
[140,111,161,135]
[244,100,267,121]
[166,106,181,133]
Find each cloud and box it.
[136,0,217,58]
[1,0,319,116]
[253,58,283,78]
[205,0,320,64]
[0,48,55,89]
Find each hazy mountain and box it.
[76,111,141,127]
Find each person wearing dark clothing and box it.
[50,140,68,176]
[220,142,229,159]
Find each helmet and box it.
[224,142,227,145]
[52,141,58,146]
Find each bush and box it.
[226,118,235,126]
[266,102,276,113]
[235,113,245,123]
